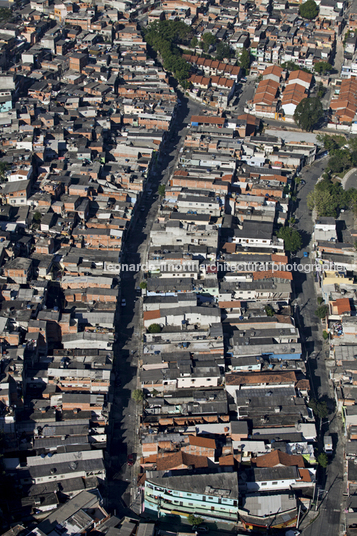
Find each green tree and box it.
[317,297,324,305]
[265,305,275,317]
[0,8,11,21]
[315,305,329,319]
[317,452,328,468]
[275,227,302,253]
[309,398,329,419]
[201,31,216,52]
[239,47,251,72]
[33,212,42,222]
[0,161,9,182]
[139,281,147,289]
[307,178,347,217]
[132,389,145,403]
[317,83,326,99]
[216,41,233,61]
[158,184,166,196]
[299,0,319,19]
[190,36,198,48]
[323,330,329,340]
[294,97,323,131]
[327,149,351,173]
[314,61,333,75]
[188,515,204,527]
[147,323,161,333]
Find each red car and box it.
[127,454,135,466]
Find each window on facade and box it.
[272,482,278,485]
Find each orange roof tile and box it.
[189,435,216,449]
[156,451,208,471]
[143,310,161,321]
[298,468,312,482]
[226,370,297,386]
[255,449,305,468]
[333,297,351,314]
[219,455,235,466]
[252,270,293,280]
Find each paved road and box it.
[233,78,256,115]
[293,159,345,536]
[105,93,205,516]
[342,167,357,190]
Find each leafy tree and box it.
[239,47,251,72]
[144,21,191,85]
[327,149,351,174]
[216,41,234,61]
[294,97,323,131]
[317,452,328,468]
[299,0,319,19]
[0,8,11,21]
[201,32,216,53]
[132,389,145,403]
[323,330,329,340]
[158,184,166,196]
[317,83,326,99]
[139,281,147,289]
[314,61,333,75]
[190,36,198,48]
[309,398,329,419]
[188,515,204,527]
[317,297,324,305]
[275,227,302,253]
[281,61,311,74]
[0,162,9,183]
[315,305,329,319]
[265,305,275,317]
[316,133,346,152]
[33,212,42,222]
[147,323,161,333]
[307,178,347,217]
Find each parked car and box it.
[121,299,126,307]
[127,453,135,466]
[303,252,309,258]
[195,528,209,533]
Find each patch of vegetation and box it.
[294,97,324,131]
[315,305,329,319]
[265,305,275,317]
[299,0,319,19]
[144,21,191,87]
[132,389,145,403]
[307,177,347,217]
[275,226,302,253]
[314,61,333,75]
[147,323,161,333]
[317,452,328,468]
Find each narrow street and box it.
[294,160,345,536]
[105,94,205,516]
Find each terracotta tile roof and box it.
[298,468,311,482]
[189,435,216,449]
[191,115,225,125]
[219,454,235,466]
[262,65,283,77]
[252,270,293,280]
[288,70,313,84]
[295,378,310,390]
[271,254,288,263]
[237,113,259,125]
[219,300,242,309]
[282,83,306,106]
[226,370,297,386]
[143,310,161,321]
[254,449,305,468]
[156,451,209,471]
[332,297,351,314]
